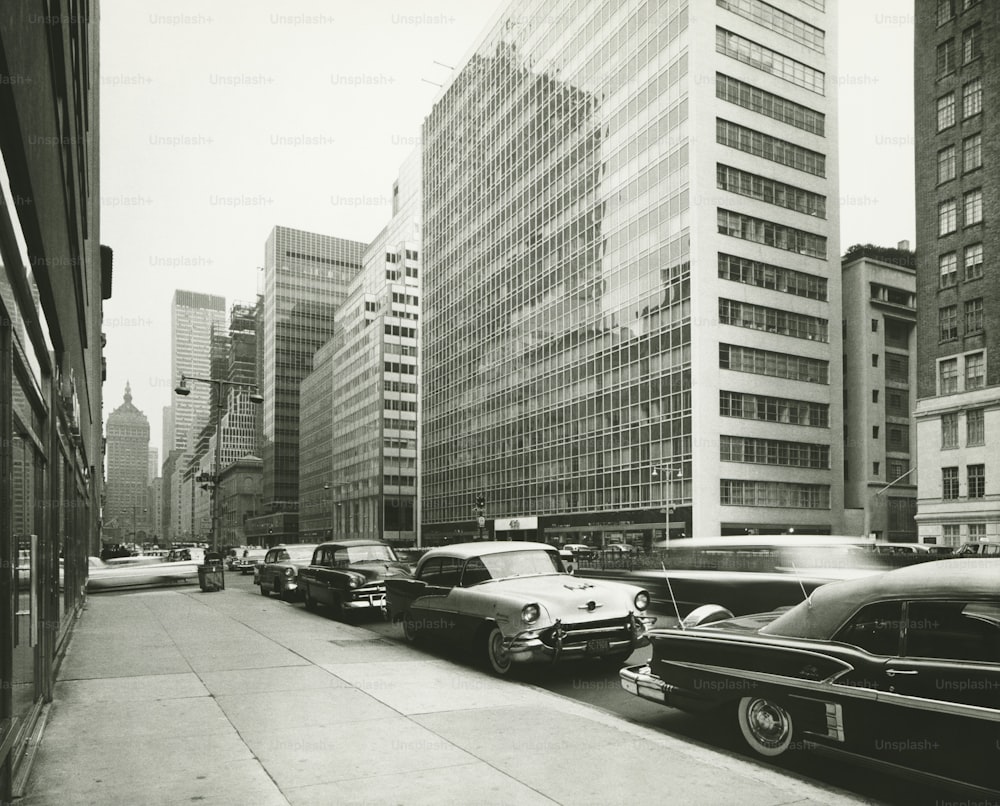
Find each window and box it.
[964,298,983,333]
[939,305,958,341]
[834,601,901,655]
[943,467,960,499]
[963,133,982,172]
[716,0,825,52]
[886,353,909,382]
[872,354,879,367]
[968,523,986,539]
[938,0,955,25]
[942,412,959,448]
[937,146,957,183]
[938,199,957,235]
[887,424,910,451]
[872,389,880,403]
[964,243,983,280]
[716,209,827,258]
[906,601,1000,663]
[872,319,879,332]
[967,408,985,445]
[718,253,828,300]
[937,39,957,76]
[715,73,825,136]
[965,352,984,389]
[888,459,910,481]
[963,79,982,118]
[939,252,958,287]
[940,358,958,393]
[716,119,826,176]
[937,93,956,130]
[716,27,825,94]
[716,164,826,217]
[968,464,985,498]
[962,23,981,62]
[873,461,880,476]
[964,189,983,225]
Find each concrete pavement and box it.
[16,580,874,805]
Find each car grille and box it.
[539,616,633,648]
[350,583,385,602]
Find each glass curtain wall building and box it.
[421,0,842,546]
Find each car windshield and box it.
[283,547,314,561]
[335,545,397,564]
[476,549,562,581]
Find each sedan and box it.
[256,543,318,601]
[298,540,411,619]
[385,541,655,676]
[619,559,1000,797]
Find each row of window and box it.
[941,408,985,449]
[720,343,829,384]
[718,253,828,301]
[717,209,827,259]
[716,27,824,95]
[939,242,983,286]
[938,298,983,341]
[717,0,825,52]
[719,297,828,342]
[942,464,985,499]
[937,132,982,183]
[937,0,981,27]
[721,435,829,469]
[938,189,982,235]
[720,479,830,509]
[717,164,826,218]
[936,78,981,130]
[717,119,826,177]
[715,73,825,136]
[935,23,981,77]
[939,351,985,394]
[720,389,829,427]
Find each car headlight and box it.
[283,567,294,577]
[348,573,366,588]
[521,603,541,624]
[633,591,649,611]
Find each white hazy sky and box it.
[100,0,915,459]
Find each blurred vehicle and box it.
[298,540,410,619]
[865,542,933,554]
[927,544,960,556]
[562,543,596,560]
[620,559,1000,797]
[953,539,1000,557]
[166,547,205,564]
[386,541,655,676]
[603,543,637,554]
[86,555,199,591]
[256,543,319,601]
[235,548,267,575]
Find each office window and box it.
[962,24,982,62]
[967,408,984,446]
[872,389,879,403]
[964,298,983,333]
[939,199,957,235]
[715,73,825,136]
[872,354,879,367]
[938,0,955,24]
[872,425,880,439]
[938,93,956,130]
[968,523,986,538]
[964,243,983,280]
[942,467,960,499]
[886,389,909,416]
[938,146,957,183]
[939,305,958,341]
[715,0,825,52]
[872,319,879,333]
[968,464,985,498]
[963,79,982,118]
[940,358,958,393]
[939,252,958,286]
[965,352,984,389]
[942,412,959,449]
[937,39,957,76]
[963,133,982,172]
[873,462,880,476]
[716,120,826,176]
[943,524,961,543]
[888,459,910,481]
[964,189,983,225]
[716,28,825,94]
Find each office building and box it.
[105,383,152,542]
[914,0,999,545]
[841,244,918,542]
[421,0,842,546]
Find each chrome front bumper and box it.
[506,614,656,664]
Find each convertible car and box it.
[620,559,1000,796]
[385,541,655,676]
[298,539,411,619]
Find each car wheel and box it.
[485,625,513,676]
[737,695,794,757]
[303,588,317,612]
[401,611,419,643]
[259,580,270,597]
[330,594,347,621]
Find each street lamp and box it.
[651,464,681,548]
[175,374,263,553]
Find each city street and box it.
[222,572,966,806]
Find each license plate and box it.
[586,638,611,655]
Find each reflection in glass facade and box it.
[422,0,841,544]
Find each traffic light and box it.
[476,494,485,510]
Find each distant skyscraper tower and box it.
[105,383,151,541]
[260,226,366,512]
[914,0,998,546]
[421,0,841,544]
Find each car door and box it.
[409,556,463,639]
[307,546,336,605]
[261,549,279,589]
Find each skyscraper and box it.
[421,0,841,545]
[105,383,151,542]
[913,0,998,546]
[259,226,366,513]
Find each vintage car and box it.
[234,548,268,575]
[85,555,200,592]
[953,539,1000,557]
[298,539,411,619]
[619,559,1000,797]
[256,543,318,601]
[385,541,655,676]
[562,543,596,560]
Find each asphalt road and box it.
[226,573,976,806]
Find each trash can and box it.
[198,554,225,592]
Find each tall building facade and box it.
[300,152,421,545]
[259,226,366,512]
[104,383,152,542]
[841,244,918,542]
[914,0,999,546]
[421,0,841,546]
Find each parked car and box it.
[235,548,267,575]
[385,541,655,676]
[256,544,319,601]
[298,540,411,619]
[562,543,596,560]
[953,539,1000,557]
[619,559,1000,797]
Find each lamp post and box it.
[651,464,681,548]
[175,374,262,554]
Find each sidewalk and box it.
[17,583,872,805]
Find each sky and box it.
[99,0,916,460]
